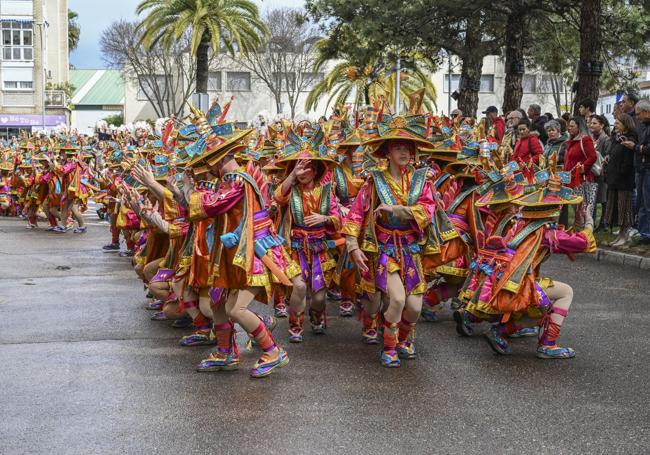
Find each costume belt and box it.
[289,226,334,294]
[374,224,422,294]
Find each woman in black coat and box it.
[605,114,637,246]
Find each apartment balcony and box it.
[45,90,67,108]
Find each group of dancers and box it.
[1,94,596,377]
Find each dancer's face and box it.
[296,162,316,185]
[388,141,412,168]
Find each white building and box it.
[124,55,330,126]
[597,67,650,124]
[0,0,70,139]
[435,55,570,118]
[124,53,568,125]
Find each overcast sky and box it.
[69,0,306,69]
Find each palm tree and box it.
[305,54,437,114]
[136,0,268,93]
[68,9,80,53]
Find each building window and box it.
[137,75,169,101]
[522,74,536,93]
[208,71,222,91]
[479,75,494,92]
[443,74,460,93]
[273,72,296,92]
[1,22,33,61]
[443,74,494,93]
[3,80,33,90]
[227,72,251,91]
[301,72,324,91]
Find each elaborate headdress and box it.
[512,152,583,218]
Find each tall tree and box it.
[575,0,602,113]
[68,9,80,53]
[100,20,206,118]
[136,0,268,94]
[238,8,320,118]
[527,0,650,113]
[305,50,438,114]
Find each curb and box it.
[589,248,650,270]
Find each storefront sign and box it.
[0,114,66,127]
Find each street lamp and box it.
[35,21,47,132]
[394,50,401,115]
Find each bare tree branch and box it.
[238,8,321,118]
[100,20,211,119]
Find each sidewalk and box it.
[592,230,650,270]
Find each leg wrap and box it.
[192,312,212,331]
[538,306,569,346]
[214,321,235,354]
[382,321,398,353]
[398,316,417,343]
[250,321,276,352]
[289,309,305,331]
[361,311,378,330]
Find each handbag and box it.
[580,137,603,177]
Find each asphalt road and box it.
[1,214,649,455]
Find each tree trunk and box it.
[502,12,526,114]
[273,91,282,115]
[574,0,602,114]
[457,16,482,118]
[550,74,562,117]
[195,33,211,93]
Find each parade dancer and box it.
[184,107,301,377]
[53,140,93,234]
[274,128,343,342]
[342,115,439,367]
[460,154,596,358]
[331,120,365,317]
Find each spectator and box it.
[605,114,638,246]
[589,114,612,232]
[503,110,523,149]
[578,98,596,119]
[561,112,571,123]
[564,116,598,230]
[544,112,554,120]
[451,108,463,128]
[623,99,650,244]
[621,91,640,118]
[542,119,569,164]
[527,103,549,144]
[482,106,505,143]
[613,102,623,120]
[513,119,543,164]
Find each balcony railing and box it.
[45,90,67,108]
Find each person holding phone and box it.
[605,114,638,246]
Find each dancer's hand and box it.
[131,164,155,186]
[374,203,393,216]
[304,213,328,227]
[350,249,369,274]
[181,170,193,189]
